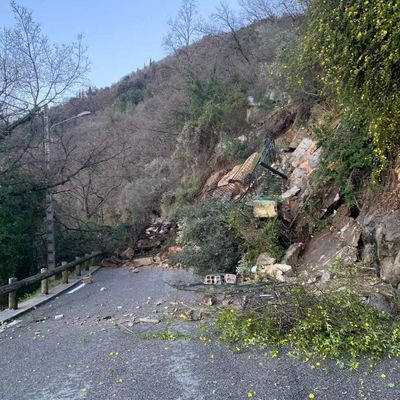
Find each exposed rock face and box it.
[358,208,400,286]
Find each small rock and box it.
[100,287,107,292]
[83,275,93,284]
[320,270,331,284]
[54,314,64,321]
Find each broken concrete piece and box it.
[256,253,276,267]
[132,257,154,268]
[204,275,222,285]
[224,274,237,284]
[54,314,64,321]
[253,198,277,218]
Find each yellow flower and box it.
[309,393,315,399]
[380,373,386,379]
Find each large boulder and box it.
[259,264,293,282]
[256,253,277,267]
[358,208,400,286]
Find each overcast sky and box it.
[0,0,237,88]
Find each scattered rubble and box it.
[120,247,135,260]
[136,220,177,253]
[101,257,125,268]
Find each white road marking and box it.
[67,283,86,294]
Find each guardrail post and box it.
[75,256,81,276]
[61,261,68,284]
[8,277,18,310]
[85,253,90,271]
[40,268,48,295]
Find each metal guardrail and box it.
[0,251,102,310]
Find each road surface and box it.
[0,267,399,400]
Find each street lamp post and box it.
[43,105,91,271]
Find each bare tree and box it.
[210,2,251,64]
[239,0,277,23]
[162,0,201,66]
[0,1,89,139]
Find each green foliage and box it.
[314,112,374,202]
[229,205,289,265]
[216,287,400,364]
[0,173,44,285]
[173,198,241,276]
[210,135,251,167]
[174,175,202,206]
[293,0,400,180]
[186,69,248,132]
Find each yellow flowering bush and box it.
[292,0,400,181]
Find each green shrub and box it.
[229,205,289,266]
[173,198,241,275]
[210,135,252,167]
[314,111,374,202]
[186,69,248,132]
[291,0,400,181]
[216,287,400,365]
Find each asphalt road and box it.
[0,267,399,400]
